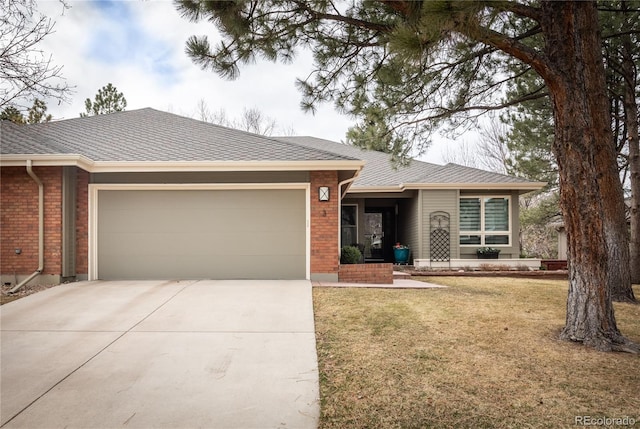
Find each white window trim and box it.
[340,204,358,248]
[459,195,512,247]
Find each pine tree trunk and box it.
[621,24,640,287]
[629,107,640,285]
[540,1,637,351]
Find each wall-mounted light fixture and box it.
[15,248,21,255]
[318,186,330,201]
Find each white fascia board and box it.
[0,154,94,170]
[404,182,547,191]
[1,155,364,173]
[346,186,404,193]
[346,181,546,194]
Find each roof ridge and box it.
[30,107,152,126]
[274,136,359,161]
[141,111,359,162]
[278,135,447,168]
[441,162,532,182]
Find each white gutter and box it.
[346,181,547,193]
[10,161,44,293]
[0,155,365,173]
[339,170,361,199]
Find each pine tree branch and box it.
[293,0,393,33]
[457,23,555,84]
[602,30,640,39]
[396,89,549,126]
[489,1,543,21]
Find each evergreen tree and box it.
[1,106,26,124]
[500,2,640,291]
[502,77,557,189]
[345,105,411,165]
[26,98,52,124]
[601,1,640,287]
[81,83,127,117]
[1,98,52,124]
[177,0,638,352]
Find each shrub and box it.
[340,245,362,264]
[476,247,501,255]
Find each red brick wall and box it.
[338,263,394,284]
[310,171,339,276]
[1,166,63,275]
[75,169,89,275]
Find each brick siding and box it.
[2,167,345,280]
[1,166,63,275]
[310,171,339,276]
[338,263,394,284]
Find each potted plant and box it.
[393,243,410,264]
[476,247,501,259]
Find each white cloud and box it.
[33,0,353,141]
[32,0,456,162]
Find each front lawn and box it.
[313,278,640,428]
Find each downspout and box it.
[339,170,361,200]
[10,160,44,293]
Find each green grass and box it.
[313,278,640,429]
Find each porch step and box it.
[393,271,411,280]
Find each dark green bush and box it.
[340,245,362,264]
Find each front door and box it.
[364,207,396,262]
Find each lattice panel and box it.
[430,211,450,263]
[430,228,450,262]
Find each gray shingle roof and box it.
[419,163,535,184]
[277,136,442,187]
[1,108,356,163]
[278,136,538,189]
[1,108,542,190]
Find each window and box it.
[341,205,358,248]
[459,196,510,246]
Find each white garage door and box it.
[95,188,307,280]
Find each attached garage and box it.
[91,185,309,280]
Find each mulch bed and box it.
[1,283,60,305]
[397,267,569,281]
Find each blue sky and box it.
[36,0,465,163]
[87,1,179,85]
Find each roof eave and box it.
[1,154,94,170]
[0,155,365,173]
[405,182,547,191]
[347,185,404,193]
[347,181,546,193]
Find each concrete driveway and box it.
[0,280,319,428]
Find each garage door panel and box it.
[99,233,305,257]
[98,254,306,280]
[97,189,306,280]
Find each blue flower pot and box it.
[394,248,410,264]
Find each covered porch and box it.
[341,191,418,264]
[340,188,541,270]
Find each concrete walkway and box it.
[0,280,319,428]
[313,278,446,289]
